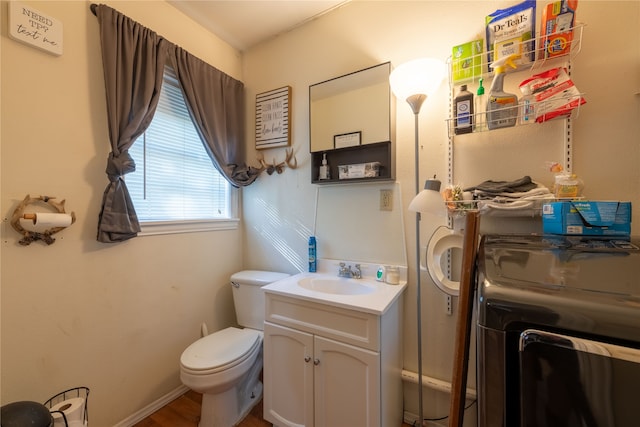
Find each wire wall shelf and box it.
[445,92,586,137]
[447,23,585,86]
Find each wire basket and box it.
[44,387,90,427]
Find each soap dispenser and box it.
[318,153,330,180]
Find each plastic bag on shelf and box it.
[519,67,586,122]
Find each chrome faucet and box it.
[338,263,362,279]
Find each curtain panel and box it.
[170,47,261,187]
[93,4,257,243]
[95,4,167,243]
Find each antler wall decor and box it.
[256,148,297,175]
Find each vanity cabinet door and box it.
[263,322,314,427]
[313,335,380,427]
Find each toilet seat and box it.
[426,226,464,296]
[181,327,261,375]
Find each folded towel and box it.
[464,176,537,194]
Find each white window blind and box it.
[127,67,233,225]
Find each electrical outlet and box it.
[380,189,393,211]
[446,295,453,316]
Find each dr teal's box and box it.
[542,201,632,236]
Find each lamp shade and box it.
[389,58,446,102]
[409,178,446,216]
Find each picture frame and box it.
[334,131,361,149]
[255,86,291,150]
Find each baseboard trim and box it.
[403,410,447,427]
[113,385,190,427]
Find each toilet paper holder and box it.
[10,194,76,246]
[44,386,89,427]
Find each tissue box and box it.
[542,201,632,236]
[338,162,380,179]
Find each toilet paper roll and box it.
[50,397,86,427]
[24,213,73,227]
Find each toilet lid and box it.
[181,327,261,372]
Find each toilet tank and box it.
[230,270,290,330]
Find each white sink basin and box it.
[297,276,376,295]
[263,267,407,315]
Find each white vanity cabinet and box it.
[263,292,403,427]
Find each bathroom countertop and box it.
[263,271,407,315]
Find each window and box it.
[126,67,238,235]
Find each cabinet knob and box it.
[304,356,311,363]
[313,358,320,365]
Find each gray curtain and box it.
[94,5,258,243]
[95,4,168,242]
[170,46,260,187]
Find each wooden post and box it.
[448,210,480,427]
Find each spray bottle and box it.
[486,54,518,130]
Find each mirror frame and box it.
[309,62,393,153]
[309,62,395,184]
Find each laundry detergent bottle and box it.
[486,54,518,130]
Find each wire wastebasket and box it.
[44,387,90,427]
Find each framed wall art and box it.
[334,131,361,149]
[255,86,291,149]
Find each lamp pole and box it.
[405,92,426,425]
[390,59,444,427]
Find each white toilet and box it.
[180,270,290,427]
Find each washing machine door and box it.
[519,329,640,427]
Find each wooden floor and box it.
[133,390,414,427]
[132,390,269,427]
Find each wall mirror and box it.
[309,62,395,184]
[310,62,393,152]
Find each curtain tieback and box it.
[106,151,136,181]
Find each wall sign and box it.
[255,86,291,149]
[8,1,63,56]
[334,131,362,149]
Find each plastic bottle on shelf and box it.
[519,84,536,125]
[454,84,474,134]
[486,54,518,130]
[475,78,486,131]
[318,153,330,180]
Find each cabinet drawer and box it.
[266,293,380,351]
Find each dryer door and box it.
[519,329,640,427]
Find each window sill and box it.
[138,218,240,236]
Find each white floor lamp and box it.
[389,58,445,426]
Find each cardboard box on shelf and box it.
[542,201,631,236]
[540,0,578,59]
[338,162,381,180]
[452,39,483,83]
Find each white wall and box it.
[241,1,639,424]
[1,1,245,425]
[1,1,637,426]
